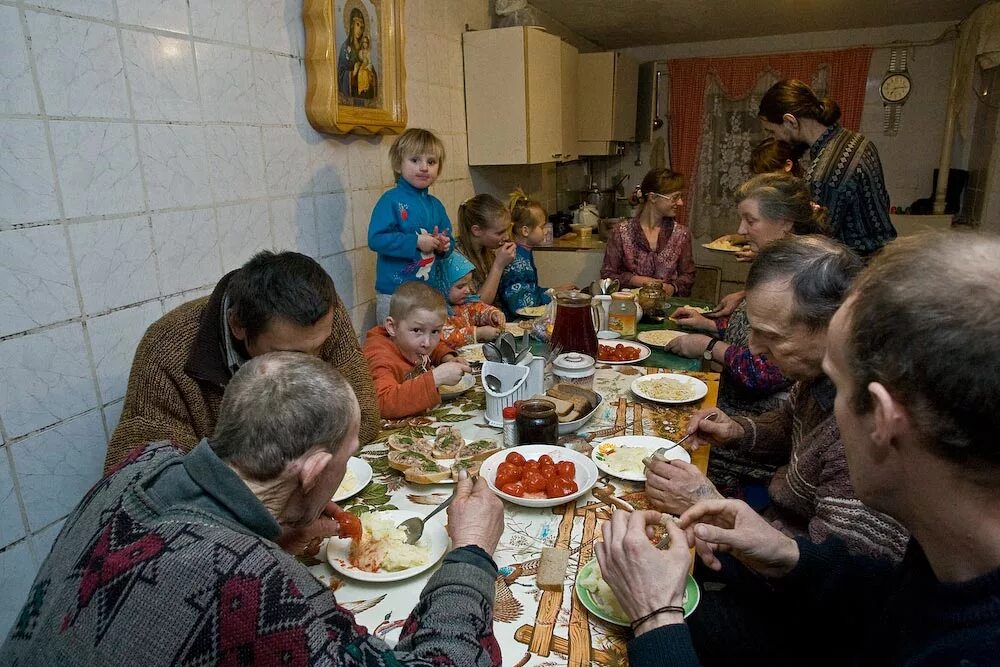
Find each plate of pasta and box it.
[325,510,449,582]
[631,373,708,404]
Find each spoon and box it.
[397,491,456,545]
[483,341,502,363]
[484,374,502,393]
[644,412,719,465]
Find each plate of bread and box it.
[529,383,603,435]
[386,427,501,484]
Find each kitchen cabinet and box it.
[559,40,579,162]
[577,51,639,155]
[463,27,577,165]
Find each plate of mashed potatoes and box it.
[332,457,373,502]
[592,436,691,481]
[325,510,449,582]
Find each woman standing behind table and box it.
[600,168,696,296]
[758,79,895,258]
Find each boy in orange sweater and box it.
[364,281,472,419]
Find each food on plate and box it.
[494,451,579,499]
[598,343,641,362]
[387,432,500,484]
[334,468,358,498]
[388,450,452,483]
[537,546,570,591]
[332,507,362,541]
[669,304,711,323]
[431,426,465,458]
[636,376,698,401]
[458,344,486,364]
[528,394,573,420]
[637,329,686,347]
[348,513,430,573]
[517,305,548,317]
[703,235,750,252]
[387,433,434,456]
[545,383,598,422]
[578,560,627,620]
[596,442,652,476]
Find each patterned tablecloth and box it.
[307,365,720,667]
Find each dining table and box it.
[308,347,720,667]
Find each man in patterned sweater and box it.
[3,352,505,665]
[645,236,907,562]
[104,250,380,473]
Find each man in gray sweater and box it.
[2,352,505,666]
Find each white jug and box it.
[574,203,600,228]
[590,294,611,331]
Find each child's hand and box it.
[489,310,507,328]
[417,233,438,254]
[436,235,451,253]
[476,326,499,342]
[494,242,517,269]
[433,361,471,387]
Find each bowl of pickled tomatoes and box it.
[480,445,599,508]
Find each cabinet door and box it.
[525,28,562,164]
[577,52,615,142]
[559,40,579,161]
[463,27,528,165]
[611,53,639,142]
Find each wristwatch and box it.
[703,338,720,361]
[880,47,911,136]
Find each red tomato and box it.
[538,454,554,466]
[332,509,361,540]
[523,470,547,493]
[497,462,523,481]
[564,479,579,494]
[539,463,556,479]
[556,461,576,480]
[495,470,517,487]
[505,451,526,466]
[543,477,571,498]
[524,459,540,471]
[501,481,525,497]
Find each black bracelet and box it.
[629,605,685,631]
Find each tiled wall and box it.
[0,0,488,634]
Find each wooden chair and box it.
[691,264,721,304]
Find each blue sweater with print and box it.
[368,177,452,295]
[498,243,550,318]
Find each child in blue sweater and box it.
[368,128,452,323]
[498,189,552,318]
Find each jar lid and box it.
[611,291,634,300]
[502,406,518,419]
[553,353,596,371]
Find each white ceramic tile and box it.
[70,216,158,314]
[0,120,60,225]
[252,52,298,124]
[49,120,145,218]
[247,0,303,56]
[31,518,65,563]
[117,0,190,34]
[87,301,162,403]
[270,196,318,256]
[377,139,396,188]
[307,133,352,194]
[0,7,38,115]
[190,0,250,45]
[121,30,200,122]
[0,324,97,438]
[350,299,376,338]
[261,126,311,196]
[350,187,380,250]
[162,286,211,313]
[347,138,384,190]
[138,123,213,209]
[447,38,464,90]
[205,125,266,203]
[315,192,354,257]
[0,225,79,338]
[216,201,271,271]
[151,208,221,294]
[27,11,129,119]
[320,251,355,311]
[29,0,115,20]
[353,247,376,306]
[405,32,428,84]
[0,540,37,639]
[407,83,431,129]
[0,453,25,550]
[194,43,255,123]
[10,410,106,532]
[101,399,124,436]
[427,84,453,136]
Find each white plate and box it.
[596,340,651,365]
[558,392,603,435]
[481,445,598,508]
[591,435,691,482]
[516,305,548,318]
[438,373,475,399]
[332,456,373,502]
[457,343,486,365]
[636,329,687,347]
[631,373,708,404]
[325,510,449,582]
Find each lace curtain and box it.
[691,70,828,239]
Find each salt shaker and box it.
[502,406,518,448]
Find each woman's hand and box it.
[670,308,716,333]
[734,248,757,263]
[493,242,517,270]
[645,459,723,515]
[704,291,745,319]
[679,499,800,577]
[681,408,744,450]
[596,510,692,635]
[664,333,712,359]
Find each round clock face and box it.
[881,73,911,103]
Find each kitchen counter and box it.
[533,234,605,288]
[535,234,605,252]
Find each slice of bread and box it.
[530,393,573,417]
[547,386,592,414]
[536,546,570,591]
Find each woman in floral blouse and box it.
[599,168,696,296]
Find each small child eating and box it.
[498,189,553,318]
[439,253,506,349]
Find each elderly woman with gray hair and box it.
[2,352,505,666]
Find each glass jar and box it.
[552,352,596,389]
[637,282,667,322]
[608,291,638,339]
[516,399,559,445]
